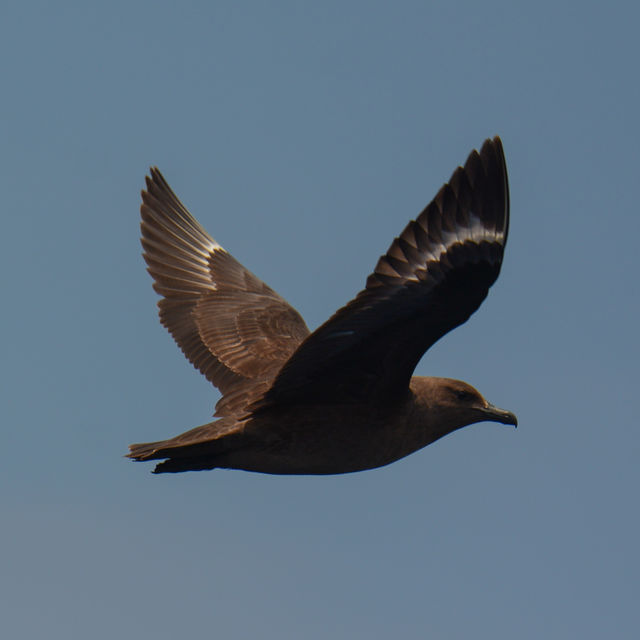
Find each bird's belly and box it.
[216,407,421,475]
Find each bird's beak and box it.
[482,403,518,427]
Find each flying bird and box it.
[128,136,516,474]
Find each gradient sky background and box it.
[2,1,639,638]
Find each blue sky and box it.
[2,1,638,638]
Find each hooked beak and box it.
[482,403,518,427]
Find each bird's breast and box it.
[216,402,427,475]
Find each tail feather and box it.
[127,440,171,461]
[126,417,242,471]
[152,456,219,473]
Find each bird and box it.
[128,136,516,475]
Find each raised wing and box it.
[141,168,310,417]
[253,137,509,410]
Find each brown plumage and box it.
[128,136,517,474]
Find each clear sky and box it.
[2,1,638,638]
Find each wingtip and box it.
[477,136,506,171]
[142,167,162,202]
[142,166,169,193]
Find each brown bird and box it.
[128,136,517,474]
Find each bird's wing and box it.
[140,168,310,418]
[253,137,509,410]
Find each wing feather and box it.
[141,168,310,417]
[254,137,509,410]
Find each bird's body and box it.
[132,377,515,474]
[128,137,517,474]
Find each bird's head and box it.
[410,376,517,438]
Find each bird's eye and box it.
[454,389,474,402]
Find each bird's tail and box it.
[127,440,171,461]
[126,418,241,473]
